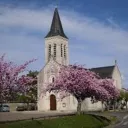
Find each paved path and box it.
[104,111,128,128]
[0,111,76,122]
[87,111,128,128]
[114,114,128,128]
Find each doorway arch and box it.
[50,94,56,110]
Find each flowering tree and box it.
[99,79,120,110]
[100,79,119,99]
[117,90,128,110]
[0,54,36,103]
[123,91,128,110]
[17,71,38,109]
[26,71,38,102]
[45,65,115,114]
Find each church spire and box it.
[45,8,68,39]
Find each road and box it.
[114,113,128,128]
[103,111,128,128]
[0,111,76,122]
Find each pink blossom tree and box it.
[99,79,120,110]
[100,79,119,99]
[45,65,116,114]
[0,54,36,103]
[17,71,38,109]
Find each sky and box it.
[0,0,128,88]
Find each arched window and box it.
[61,44,63,57]
[64,45,66,58]
[48,44,51,60]
[54,44,56,58]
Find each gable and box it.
[38,56,60,74]
[112,65,122,89]
[38,56,61,84]
[44,59,60,74]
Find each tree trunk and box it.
[107,105,109,111]
[114,103,116,111]
[106,101,109,111]
[126,101,127,110]
[77,100,82,115]
[104,101,109,111]
[27,102,29,111]
[101,101,104,112]
[113,103,115,111]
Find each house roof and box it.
[45,8,68,39]
[90,65,115,78]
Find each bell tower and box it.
[45,8,69,65]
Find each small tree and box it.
[26,70,38,103]
[99,79,120,111]
[17,71,38,109]
[124,91,128,110]
[44,65,111,114]
[116,90,125,110]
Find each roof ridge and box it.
[91,65,115,69]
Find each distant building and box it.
[37,8,122,111]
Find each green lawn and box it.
[0,114,110,128]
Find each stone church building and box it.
[37,8,122,111]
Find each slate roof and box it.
[90,66,115,79]
[45,8,68,39]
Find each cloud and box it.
[0,6,128,53]
[0,7,51,31]
[107,17,119,28]
[0,6,128,87]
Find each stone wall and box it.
[6,103,19,111]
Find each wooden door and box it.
[50,95,56,110]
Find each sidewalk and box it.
[0,111,76,122]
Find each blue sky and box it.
[0,0,128,87]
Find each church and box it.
[37,8,122,111]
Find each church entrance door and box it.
[50,94,56,110]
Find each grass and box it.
[0,114,110,128]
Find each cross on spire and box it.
[115,60,117,65]
[56,0,59,8]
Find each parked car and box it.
[0,104,10,112]
[28,103,37,111]
[16,104,27,111]
[16,103,37,111]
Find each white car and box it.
[0,104,10,112]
